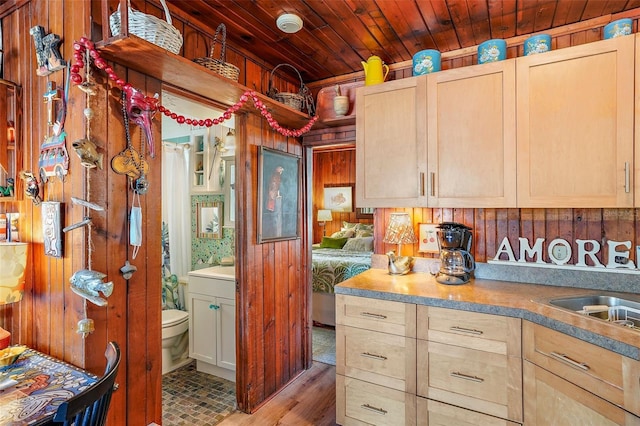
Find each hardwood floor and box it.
[219,362,337,425]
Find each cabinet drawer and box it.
[337,295,416,337]
[418,306,521,356]
[188,275,235,298]
[418,340,523,422]
[524,360,640,425]
[336,374,416,426]
[523,321,640,417]
[337,325,416,393]
[417,397,520,426]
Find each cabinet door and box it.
[417,397,520,426]
[524,361,640,425]
[190,126,225,194]
[217,296,236,371]
[426,61,516,207]
[516,36,635,207]
[355,77,428,207]
[189,292,218,364]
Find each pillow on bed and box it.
[342,236,374,252]
[356,223,374,231]
[355,229,373,238]
[320,236,349,249]
[330,229,356,239]
[342,221,360,230]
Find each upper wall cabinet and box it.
[516,35,635,208]
[0,79,22,202]
[356,77,427,208]
[191,125,226,194]
[426,61,517,208]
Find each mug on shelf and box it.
[478,39,507,64]
[412,49,441,76]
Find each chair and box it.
[51,341,121,426]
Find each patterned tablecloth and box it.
[0,348,98,425]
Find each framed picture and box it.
[356,207,374,219]
[42,201,63,257]
[257,147,301,243]
[197,201,223,239]
[418,223,439,253]
[323,184,354,212]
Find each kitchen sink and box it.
[546,293,640,331]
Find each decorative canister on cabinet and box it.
[524,34,551,56]
[603,18,633,39]
[412,49,441,76]
[478,39,507,64]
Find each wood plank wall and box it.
[312,147,373,242]
[0,0,313,422]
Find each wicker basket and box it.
[109,0,183,55]
[267,63,315,116]
[193,23,240,82]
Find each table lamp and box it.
[317,209,333,236]
[0,242,28,349]
[383,213,418,275]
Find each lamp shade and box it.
[383,213,418,245]
[0,242,28,304]
[317,209,333,222]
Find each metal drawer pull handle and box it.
[625,162,630,193]
[360,352,388,361]
[430,172,435,196]
[450,326,483,335]
[450,371,484,383]
[360,312,387,319]
[420,172,425,196]
[550,351,590,371]
[361,404,387,415]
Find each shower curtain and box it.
[162,142,191,309]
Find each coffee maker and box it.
[435,222,475,285]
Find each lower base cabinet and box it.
[524,361,640,425]
[417,397,520,426]
[337,375,416,425]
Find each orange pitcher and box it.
[362,55,389,86]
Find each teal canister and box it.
[412,49,441,76]
[524,34,551,56]
[603,18,633,39]
[477,39,507,64]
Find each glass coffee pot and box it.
[435,222,475,285]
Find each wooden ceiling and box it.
[166,0,639,83]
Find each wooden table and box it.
[0,348,97,425]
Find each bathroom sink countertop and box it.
[188,265,236,280]
[335,268,640,360]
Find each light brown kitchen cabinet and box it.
[426,61,517,207]
[417,397,520,426]
[336,294,417,425]
[516,35,635,208]
[416,306,523,423]
[524,361,640,425]
[523,320,640,419]
[355,77,428,208]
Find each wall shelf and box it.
[95,35,312,130]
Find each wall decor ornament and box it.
[323,184,354,213]
[257,147,301,243]
[69,37,318,137]
[29,26,66,76]
[42,201,63,258]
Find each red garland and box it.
[70,37,318,137]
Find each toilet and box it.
[162,309,190,374]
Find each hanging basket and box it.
[267,63,316,116]
[193,23,240,82]
[109,0,183,55]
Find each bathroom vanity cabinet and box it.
[187,266,236,382]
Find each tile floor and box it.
[162,326,336,425]
[162,361,236,426]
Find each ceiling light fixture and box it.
[276,13,303,34]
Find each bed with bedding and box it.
[312,223,373,326]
